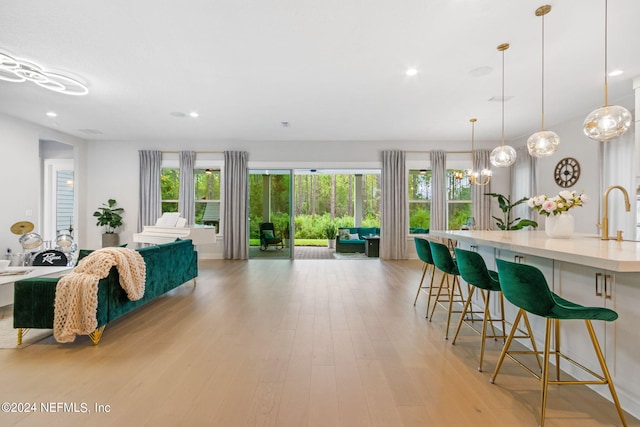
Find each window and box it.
[160,166,221,229]
[160,168,179,214]
[408,169,472,231]
[409,170,431,231]
[194,169,221,230]
[447,170,472,230]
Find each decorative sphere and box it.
[490,145,517,167]
[527,130,560,158]
[583,105,632,141]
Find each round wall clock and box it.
[554,157,580,188]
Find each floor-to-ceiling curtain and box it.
[511,146,537,224]
[430,151,447,230]
[381,150,407,259]
[472,149,492,230]
[138,150,162,232]
[178,150,196,225]
[223,151,248,259]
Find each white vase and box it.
[545,212,574,238]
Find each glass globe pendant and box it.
[528,130,560,158]
[490,43,516,168]
[583,0,633,142]
[583,105,632,141]
[490,145,517,167]
[527,5,560,158]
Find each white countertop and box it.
[428,230,640,272]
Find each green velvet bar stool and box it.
[412,237,436,317]
[452,247,507,372]
[428,240,467,339]
[492,259,627,427]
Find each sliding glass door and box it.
[248,169,292,259]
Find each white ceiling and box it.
[1,0,638,144]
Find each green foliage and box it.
[409,206,430,229]
[485,193,538,230]
[324,221,337,239]
[93,199,124,234]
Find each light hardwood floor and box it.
[0,259,637,427]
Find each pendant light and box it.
[490,43,517,168]
[466,118,492,185]
[527,5,560,158]
[583,0,632,141]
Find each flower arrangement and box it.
[528,190,589,216]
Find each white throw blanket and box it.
[53,247,146,343]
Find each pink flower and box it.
[542,200,557,213]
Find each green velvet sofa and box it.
[13,239,198,345]
[336,227,380,253]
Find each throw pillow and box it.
[349,233,359,240]
[263,230,275,239]
[338,229,350,240]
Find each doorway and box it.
[248,169,292,259]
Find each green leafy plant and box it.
[324,222,337,239]
[93,199,124,234]
[485,193,538,230]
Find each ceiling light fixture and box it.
[490,43,517,168]
[46,111,57,117]
[189,111,199,118]
[0,51,88,96]
[527,5,560,158]
[406,67,418,77]
[583,0,632,141]
[466,118,492,185]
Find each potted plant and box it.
[485,193,538,230]
[325,222,337,249]
[93,198,124,247]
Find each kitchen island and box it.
[429,230,640,420]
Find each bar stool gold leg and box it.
[585,320,627,427]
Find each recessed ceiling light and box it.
[189,111,199,118]
[608,69,624,77]
[46,111,57,117]
[405,67,418,77]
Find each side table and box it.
[364,236,380,258]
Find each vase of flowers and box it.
[528,190,589,238]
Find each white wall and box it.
[0,114,86,258]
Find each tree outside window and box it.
[195,169,221,230]
[160,167,222,230]
[161,168,179,214]
[408,169,472,231]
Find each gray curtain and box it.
[430,150,447,230]
[223,151,248,259]
[381,150,407,259]
[138,150,162,232]
[511,146,536,223]
[178,150,196,225]
[472,149,492,230]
